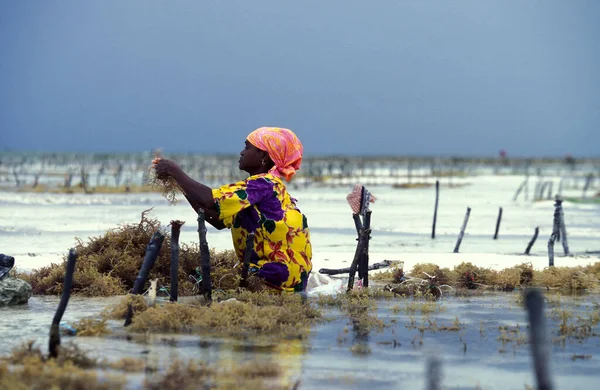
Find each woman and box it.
[153,127,312,292]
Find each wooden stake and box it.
[547,198,562,267]
[432,180,440,239]
[493,207,502,240]
[513,178,527,201]
[347,226,370,292]
[319,260,395,276]
[453,207,471,253]
[426,355,442,390]
[49,249,77,358]
[559,202,569,256]
[525,227,539,255]
[361,211,372,288]
[546,182,553,200]
[124,231,165,326]
[525,289,554,390]
[197,209,212,302]
[170,220,185,302]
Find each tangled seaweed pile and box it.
[104,290,322,339]
[18,210,261,297]
[14,207,600,298]
[373,261,600,295]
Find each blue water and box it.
[2,292,599,389]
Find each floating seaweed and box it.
[125,290,322,340]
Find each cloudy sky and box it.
[1,1,598,157]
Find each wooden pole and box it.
[493,207,502,240]
[361,211,372,288]
[534,181,542,201]
[49,249,77,358]
[432,180,440,239]
[547,198,561,267]
[426,355,442,390]
[513,178,527,201]
[319,260,394,276]
[582,173,593,198]
[538,182,548,201]
[124,231,165,326]
[525,289,554,390]
[546,182,553,200]
[525,227,539,255]
[197,209,212,302]
[453,207,471,253]
[558,201,570,256]
[557,177,564,197]
[169,220,185,302]
[347,227,369,292]
[352,212,362,233]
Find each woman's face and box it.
[239,140,266,172]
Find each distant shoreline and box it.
[1,150,599,164]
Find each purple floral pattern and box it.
[247,178,284,221]
[212,173,312,292]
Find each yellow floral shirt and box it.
[212,173,312,292]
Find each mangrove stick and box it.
[197,209,212,302]
[319,260,395,275]
[170,220,185,302]
[533,181,542,201]
[453,207,471,253]
[557,177,564,197]
[124,230,165,326]
[525,289,554,390]
[547,198,561,267]
[513,178,527,201]
[347,228,369,292]
[547,237,555,267]
[360,210,372,287]
[582,173,593,198]
[525,227,539,255]
[559,204,569,256]
[132,231,165,294]
[432,180,440,238]
[352,214,363,236]
[426,355,442,390]
[49,248,77,358]
[493,207,502,240]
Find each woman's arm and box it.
[154,159,226,230]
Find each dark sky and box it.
[1,1,598,157]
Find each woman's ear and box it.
[260,151,274,168]
[259,150,269,161]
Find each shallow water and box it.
[1,172,600,388]
[1,175,599,273]
[2,291,599,389]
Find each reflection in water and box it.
[2,293,600,389]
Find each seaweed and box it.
[20,210,253,297]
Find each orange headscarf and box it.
[247,127,303,182]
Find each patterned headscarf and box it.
[247,127,303,182]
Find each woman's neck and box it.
[245,168,270,176]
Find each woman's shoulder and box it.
[245,173,286,189]
[246,173,282,182]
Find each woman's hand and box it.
[152,158,181,179]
